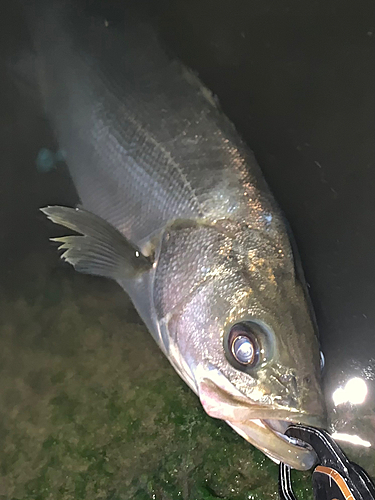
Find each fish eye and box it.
[227,322,260,367]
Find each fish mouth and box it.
[228,417,317,471]
[198,377,324,470]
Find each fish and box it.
[26,1,326,470]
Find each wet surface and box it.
[0,0,374,498]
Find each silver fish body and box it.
[31,2,326,469]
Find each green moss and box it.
[0,268,373,499]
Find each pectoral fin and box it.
[41,206,152,280]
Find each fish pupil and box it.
[232,335,255,364]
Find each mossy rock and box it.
[0,270,371,499]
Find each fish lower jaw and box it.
[228,418,318,471]
[262,418,313,450]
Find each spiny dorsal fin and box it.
[41,206,152,280]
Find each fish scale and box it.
[32,2,280,245]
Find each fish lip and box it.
[228,416,319,470]
[261,418,314,451]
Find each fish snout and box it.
[274,372,326,426]
[300,393,327,427]
[298,376,327,428]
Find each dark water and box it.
[0,0,374,498]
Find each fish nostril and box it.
[303,375,311,385]
[279,373,298,393]
[280,373,292,383]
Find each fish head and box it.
[155,220,326,470]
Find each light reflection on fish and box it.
[28,1,326,469]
